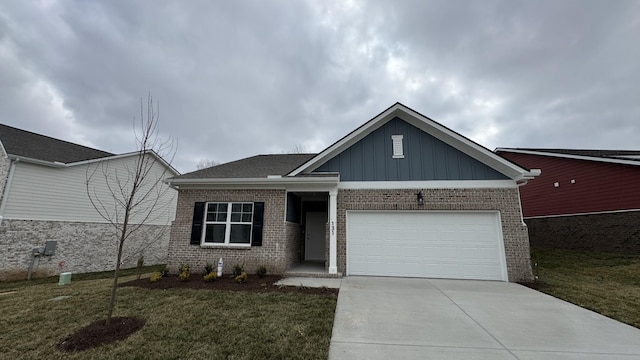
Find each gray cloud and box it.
[1,0,639,173]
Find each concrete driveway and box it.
[329,277,640,359]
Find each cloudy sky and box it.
[1,1,639,173]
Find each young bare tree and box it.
[195,158,219,170]
[86,94,176,325]
[286,144,308,154]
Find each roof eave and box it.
[7,154,66,168]
[7,151,180,176]
[496,148,640,167]
[166,175,340,187]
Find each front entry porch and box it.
[285,189,338,276]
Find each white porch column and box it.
[328,189,338,274]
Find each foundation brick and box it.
[0,219,170,281]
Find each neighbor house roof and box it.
[495,148,640,166]
[0,124,113,163]
[173,154,317,180]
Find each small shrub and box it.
[204,262,213,275]
[235,271,247,283]
[149,272,162,282]
[232,263,245,277]
[159,265,169,277]
[255,265,267,278]
[203,272,217,282]
[178,264,190,282]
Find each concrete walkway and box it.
[329,276,640,359]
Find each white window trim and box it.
[392,134,404,159]
[201,202,253,247]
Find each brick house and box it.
[167,103,540,282]
[0,124,178,280]
[496,148,640,253]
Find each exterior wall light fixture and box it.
[417,191,424,205]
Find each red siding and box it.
[499,152,640,217]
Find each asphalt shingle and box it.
[0,124,113,163]
[172,154,317,179]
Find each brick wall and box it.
[336,188,534,282]
[167,189,293,275]
[526,211,640,253]
[0,219,170,280]
[285,222,302,269]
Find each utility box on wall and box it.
[43,241,57,256]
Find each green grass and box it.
[0,264,166,291]
[532,248,640,328]
[0,274,337,359]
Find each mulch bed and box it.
[57,317,145,352]
[120,274,339,297]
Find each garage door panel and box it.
[347,211,506,281]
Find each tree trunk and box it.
[106,235,126,326]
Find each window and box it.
[202,202,253,245]
[391,135,404,158]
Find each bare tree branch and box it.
[196,158,219,170]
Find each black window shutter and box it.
[190,202,205,245]
[252,202,264,246]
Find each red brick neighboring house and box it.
[166,103,540,282]
[496,148,640,253]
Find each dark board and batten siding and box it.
[314,117,507,181]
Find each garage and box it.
[346,211,507,281]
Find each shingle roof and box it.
[173,154,317,179]
[0,124,113,163]
[510,148,640,162]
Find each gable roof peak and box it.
[288,103,538,181]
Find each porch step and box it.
[284,271,343,279]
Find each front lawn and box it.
[0,274,337,359]
[531,248,640,328]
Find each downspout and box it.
[516,180,528,226]
[0,158,18,225]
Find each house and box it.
[495,148,640,253]
[166,103,540,282]
[0,124,178,280]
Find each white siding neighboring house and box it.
[0,124,178,280]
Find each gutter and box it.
[6,155,66,168]
[165,175,340,188]
[515,169,541,181]
[0,158,18,224]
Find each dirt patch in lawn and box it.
[57,317,145,352]
[120,274,339,297]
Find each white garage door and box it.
[347,211,506,281]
